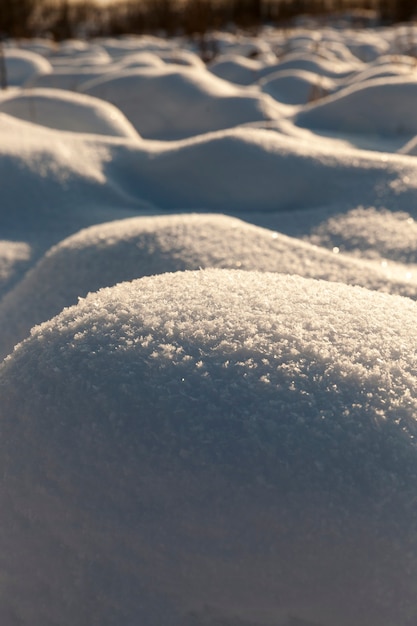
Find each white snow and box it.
[2,47,53,86]
[2,23,417,626]
[295,75,417,136]
[0,88,140,138]
[80,66,286,139]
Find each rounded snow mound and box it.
[307,206,417,263]
[1,270,417,625]
[157,49,205,68]
[80,66,284,139]
[208,54,265,85]
[27,68,113,91]
[2,212,417,360]
[4,269,417,496]
[115,50,166,69]
[0,88,140,138]
[338,61,415,88]
[105,126,417,213]
[259,69,335,105]
[3,48,52,86]
[295,76,417,135]
[258,51,358,81]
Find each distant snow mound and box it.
[28,67,113,91]
[295,76,417,135]
[257,51,358,81]
[80,66,284,139]
[259,69,335,105]
[208,54,264,85]
[306,206,417,263]
[3,48,52,86]
[0,88,140,138]
[115,51,166,69]
[2,212,417,360]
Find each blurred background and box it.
[0,0,415,44]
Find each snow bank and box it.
[259,69,335,105]
[27,67,115,91]
[0,88,140,138]
[2,116,417,226]
[2,48,52,86]
[208,54,265,85]
[306,206,417,263]
[3,212,417,359]
[1,270,417,626]
[295,76,417,135]
[80,66,285,139]
[257,51,359,80]
[107,127,417,213]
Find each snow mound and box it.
[3,212,417,360]
[2,119,417,224]
[338,61,415,88]
[157,49,205,68]
[257,51,358,81]
[0,240,32,299]
[1,270,417,625]
[295,76,417,135]
[115,51,166,69]
[259,69,335,105]
[306,206,417,263]
[3,48,52,86]
[27,67,114,91]
[208,54,265,85]
[107,127,417,213]
[49,42,111,66]
[0,113,152,236]
[98,35,178,59]
[80,66,284,139]
[0,88,140,138]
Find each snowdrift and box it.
[1,270,417,626]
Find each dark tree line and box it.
[0,0,416,40]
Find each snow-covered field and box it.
[2,23,417,626]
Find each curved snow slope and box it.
[2,117,417,227]
[208,54,265,85]
[306,206,417,263]
[259,69,335,105]
[115,50,166,69]
[3,212,417,360]
[337,61,415,88]
[0,88,139,138]
[295,76,417,135]
[1,270,417,626]
[257,51,359,81]
[48,42,112,66]
[3,48,52,86]
[28,68,116,91]
[2,115,417,226]
[80,66,284,139]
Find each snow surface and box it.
[80,66,286,139]
[0,88,139,138]
[2,24,417,626]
